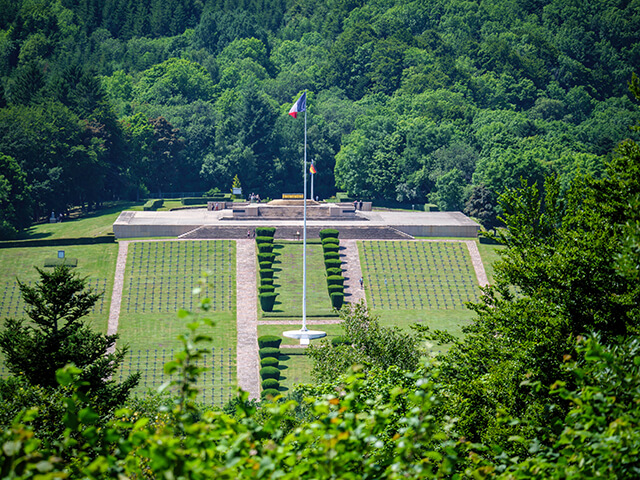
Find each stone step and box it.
[179,225,414,240]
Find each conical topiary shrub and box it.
[330,291,344,310]
[259,292,277,311]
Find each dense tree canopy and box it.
[0,0,638,235]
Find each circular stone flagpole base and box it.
[283,329,326,346]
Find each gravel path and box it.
[464,240,489,287]
[235,240,261,400]
[341,239,367,307]
[106,240,129,354]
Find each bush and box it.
[44,258,78,268]
[336,192,353,202]
[181,197,218,205]
[256,236,274,244]
[257,243,274,253]
[261,388,280,399]
[143,199,163,211]
[331,335,350,347]
[261,378,280,390]
[259,292,277,311]
[322,244,340,253]
[259,347,280,360]
[259,261,272,269]
[260,277,274,286]
[260,366,281,380]
[260,356,279,368]
[255,227,276,237]
[258,285,275,294]
[259,268,274,279]
[327,275,345,286]
[330,292,344,309]
[258,335,283,349]
[319,228,339,240]
[321,237,340,245]
[326,267,343,276]
[323,252,340,261]
[257,252,276,263]
[328,284,344,294]
[324,259,342,269]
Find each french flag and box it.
[288,92,306,118]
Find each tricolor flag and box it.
[310,163,317,174]
[288,92,306,118]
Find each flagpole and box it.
[302,91,308,332]
[283,91,325,345]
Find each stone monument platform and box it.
[112,202,481,239]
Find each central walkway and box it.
[235,239,261,400]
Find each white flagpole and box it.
[302,91,308,332]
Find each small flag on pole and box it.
[288,92,306,118]
[310,162,317,174]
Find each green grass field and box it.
[262,242,337,318]
[0,202,506,402]
[116,240,237,403]
[0,243,118,333]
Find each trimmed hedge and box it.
[327,275,345,286]
[326,267,343,276]
[322,244,340,253]
[261,388,280,399]
[259,347,280,360]
[260,277,274,286]
[259,292,278,311]
[319,228,339,240]
[260,357,279,368]
[259,261,272,270]
[330,292,344,309]
[257,243,274,253]
[255,227,276,237]
[258,285,275,294]
[260,366,281,380]
[257,252,276,263]
[331,335,350,347]
[181,197,219,205]
[261,378,280,390]
[259,268,274,279]
[256,236,274,244]
[324,259,342,269]
[323,252,340,261]
[321,237,340,245]
[328,284,344,294]
[44,258,78,268]
[143,199,163,211]
[258,335,283,349]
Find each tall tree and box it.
[0,266,139,410]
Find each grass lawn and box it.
[477,240,505,283]
[17,201,143,240]
[277,352,313,392]
[116,239,237,404]
[0,243,118,334]
[261,242,337,318]
[359,240,480,336]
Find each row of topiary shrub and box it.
[143,199,163,211]
[319,229,344,310]
[257,228,278,312]
[258,335,282,399]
